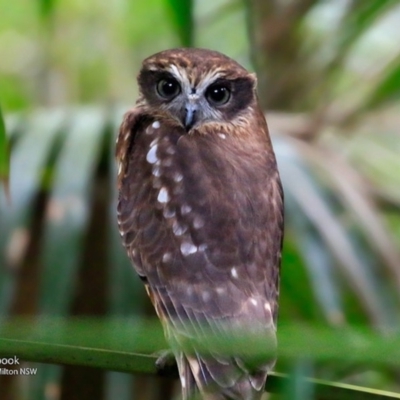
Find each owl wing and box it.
[117,110,284,399]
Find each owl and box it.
[116,48,284,400]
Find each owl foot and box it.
[155,350,178,378]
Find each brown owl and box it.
[116,48,284,400]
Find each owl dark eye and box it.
[156,78,181,100]
[206,84,231,106]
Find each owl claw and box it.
[155,350,178,378]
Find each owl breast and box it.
[118,116,279,300]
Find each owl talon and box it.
[155,350,178,378]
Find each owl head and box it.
[136,48,257,131]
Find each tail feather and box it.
[177,353,268,400]
[176,352,200,400]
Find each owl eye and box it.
[205,84,231,106]
[156,78,181,100]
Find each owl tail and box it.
[177,353,268,400]
[176,353,200,400]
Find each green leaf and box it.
[338,0,397,51]
[0,105,9,199]
[38,0,56,20]
[0,110,66,317]
[275,137,391,327]
[284,198,344,325]
[283,360,315,400]
[165,0,193,46]
[364,59,400,109]
[32,108,106,400]
[1,319,400,399]
[39,108,106,315]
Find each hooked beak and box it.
[183,89,200,130]
[184,103,197,130]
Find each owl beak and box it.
[184,103,197,130]
[183,91,200,130]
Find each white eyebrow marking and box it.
[168,65,222,97]
[168,65,190,87]
[195,71,222,93]
[231,267,238,279]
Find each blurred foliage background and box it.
[0,0,400,399]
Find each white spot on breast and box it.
[180,241,197,256]
[166,146,175,155]
[152,121,160,129]
[250,298,258,306]
[174,173,183,182]
[264,302,272,313]
[231,267,238,279]
[131,249,137,257]
[162,253,172,263]
[152,165,161,177]
[180,376,186,388]
[198,244,208,252]
[157,187,169,203]
[216,287,225,295]
[163,208,176,219]
[181,204,192,215]
[118,163,122,176]
[172,221,187,236]
[146,144,158,164]
[218,133,226,139]
[193,216,204,229]
[124,132,130,141]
